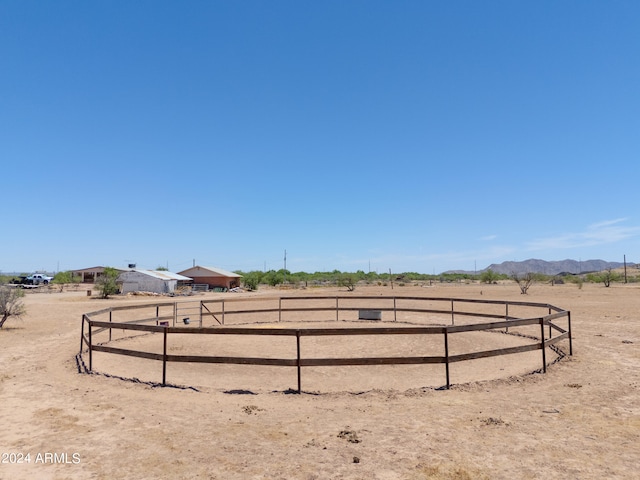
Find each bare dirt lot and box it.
[1,282,638,479]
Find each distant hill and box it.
[446,259,634,276]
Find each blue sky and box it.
[1,1,638,274]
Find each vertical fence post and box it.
[505,302,509,333]
[109,309,113,341]
[279,298,282,322]
[393,297,397,322]
[540,318,547,373]
[336,296,339,322]
[88,320,93,372]
[199,301,203,328]
[222,300,225,325]
[296,330,302,394]
[548,307,552,338]
[162,325,168,386]
[80,315,85,354]
[567,311,573,356]
[173,302,177,327]
[450,300,455,325]
[444,328,450,389]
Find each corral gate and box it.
[175,300,202,327]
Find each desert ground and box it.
[0,282,638,479]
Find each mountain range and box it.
[447,259,635,276]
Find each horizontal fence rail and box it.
[78,296,572,392]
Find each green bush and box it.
[479,269,499,284]
[242,272,261,291]
[95,267,120,298]
[53,271,81,284]
[337,274,357,291]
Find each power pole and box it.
[624,254,628,283]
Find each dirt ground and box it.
[0,282,638,479]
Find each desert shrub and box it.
[242,272,261,291]
[586,269,621,287]
[511,272,539,294]
[337,274,357,291]
[479,269,500,284]
[0,286,26,328]
[53,271,81,284]
[95,267,120,298]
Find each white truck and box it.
[26,273,54,285]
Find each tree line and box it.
[0,267,632,293]
[234,268,634,291]
[236,269,485,291]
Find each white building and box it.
[118,269,192,294]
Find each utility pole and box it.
[624,254,628,283]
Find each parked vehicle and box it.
[27,273,53,285]
[9,276,29,286]
[9,273,53,286]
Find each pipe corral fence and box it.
[78,295,572,393]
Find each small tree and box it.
[0,286,26,328]
[95,267,120,298]
[242,271,261,291]
[511,271,537,294]
[337,273,357,291]
[53,271,81,284]
[479,269,500,284]
[588,268,621,287]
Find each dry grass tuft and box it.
[414,463,490,479]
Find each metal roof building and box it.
[71,266,126,283]
[177,266,242,291]
[118,269,192,294]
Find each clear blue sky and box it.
[1,1,638,274]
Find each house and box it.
[71,266,125,283]
[177,266,242,291]
[118,269,192,295]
